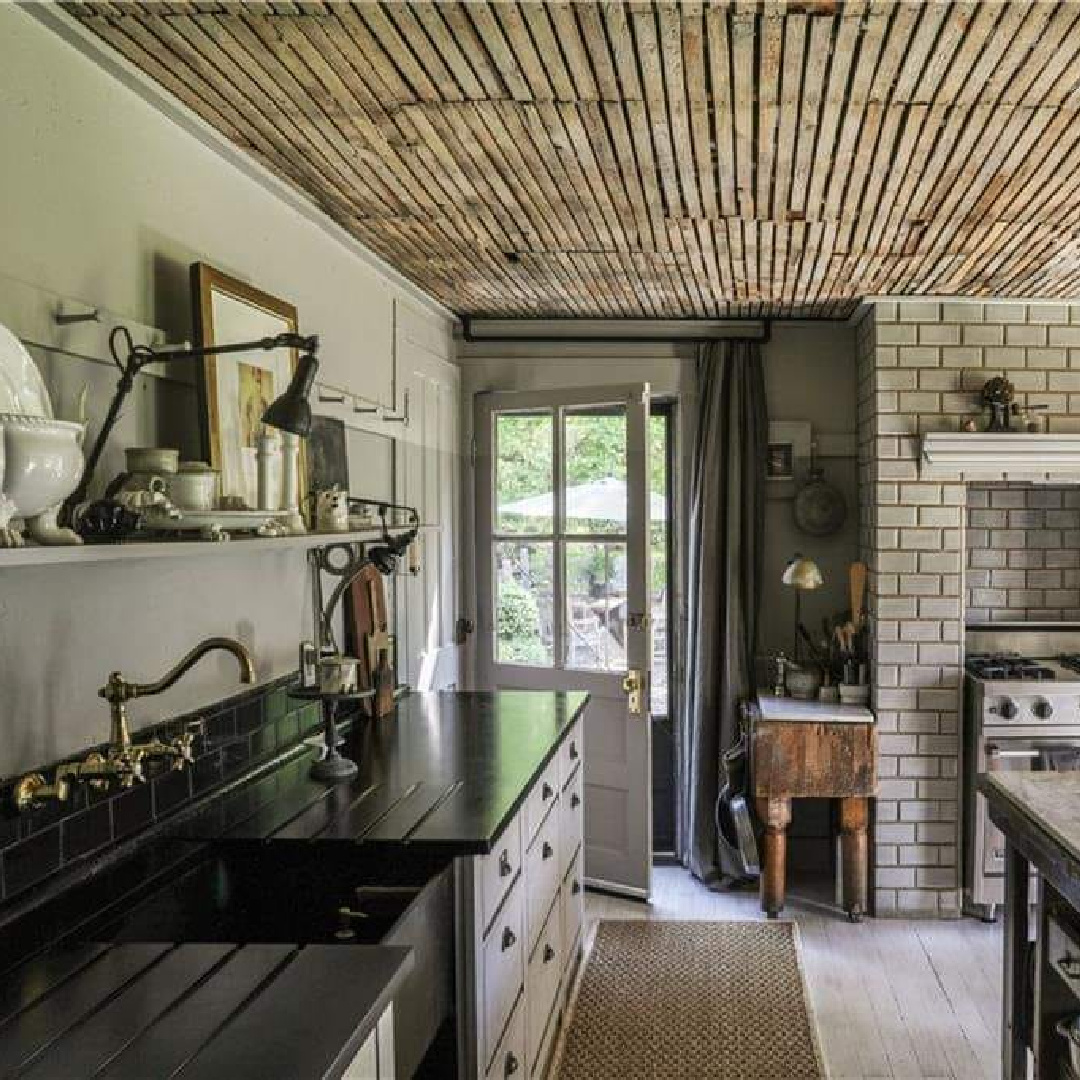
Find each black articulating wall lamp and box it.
[61,325,319,528]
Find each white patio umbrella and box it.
[499,476,666,523]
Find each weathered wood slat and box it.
[64,0,1080,317]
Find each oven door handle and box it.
[987,747,1042,760]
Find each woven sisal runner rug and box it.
[555,920,826,1079]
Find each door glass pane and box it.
[650,413,669,714]
[564,410,626,534]
[565,542,627,671]
[496,413,553,534]
[495,541,554,665]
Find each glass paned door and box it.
[476,385,653,899]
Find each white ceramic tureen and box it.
[0,323,84,546]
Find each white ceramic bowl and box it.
[0,414,84,518]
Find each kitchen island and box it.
[0,690,588,1080]
[980,772,1080,1079]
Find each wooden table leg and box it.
[757,797,791,919]
[839,796,868,922]
[1002,841,1030,1080]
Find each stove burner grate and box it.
[966,654,1056,681]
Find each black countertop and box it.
[177,690,588,854]
[0,941,411,1079]
[0,690,585,1080]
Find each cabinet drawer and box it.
[558,719,583,791]
[480,815,522,934]
[526,899,564,1074]
[483,881,525,1069]
[524,756,560,844]
[485,993,526,1080]
[562,849,584,965]
[559,767,583,879]
[525,811,562,954]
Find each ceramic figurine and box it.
[316,487,350,533]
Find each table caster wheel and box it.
[847,907,864,924]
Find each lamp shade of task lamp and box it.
[782,554,824,662]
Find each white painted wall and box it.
[0,8,456,776]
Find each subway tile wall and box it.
[0,676,322,907]
[967,485,1080,621]
[859,297,1080,918]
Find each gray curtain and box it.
[680,338,767,884]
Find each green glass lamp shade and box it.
[263,352,318,437]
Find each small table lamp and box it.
[782,554,824,662]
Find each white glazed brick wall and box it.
[860,298,1080,918]
[967,485,1080,622]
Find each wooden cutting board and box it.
[344,564,395,716]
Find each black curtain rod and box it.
[460,316,772,345]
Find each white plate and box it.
[0,324,52,418]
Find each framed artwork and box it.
[766,420,812,492]
[190,263,307,509]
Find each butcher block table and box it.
[753,695,877,921]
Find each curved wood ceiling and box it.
[67,2,1080,319]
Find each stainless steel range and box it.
[963,627,1080,921]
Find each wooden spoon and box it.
[849,561,868,631]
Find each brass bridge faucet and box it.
[14,637,255,812]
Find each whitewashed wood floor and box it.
[580,867,1003,1080]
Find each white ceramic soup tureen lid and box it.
[0,323,52,419]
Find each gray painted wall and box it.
[0,9,451,777]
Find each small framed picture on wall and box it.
[766,420,812,490]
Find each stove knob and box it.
[997,697,1019,720]
[1033,698,1054,720]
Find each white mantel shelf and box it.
[921,432,1080,480]
[0,527,422,569]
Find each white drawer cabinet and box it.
[524,756,560,844]
[526,899,564,1073]
[558,718,583,791]
[486,994,526,1080]
[562,850,584,963]
[559,768,583,879]
[525,812,562,954]
[459,719,585,1079]
[479,815,522,936]
[482,883,525,1069]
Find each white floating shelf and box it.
[0,527,423,570]
[921,432,1080,479]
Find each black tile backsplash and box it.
[4,828,61,898]
[61,802,112,863]
[0,674,306,905]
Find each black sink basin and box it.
[92,843,447,947]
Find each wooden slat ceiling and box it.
[66,2,1080,320]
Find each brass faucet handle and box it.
[12,772,70,812]
[99,671,132,705]
[172,730,196,764]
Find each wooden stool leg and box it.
[839,796,869,922]
[757,797,791,919]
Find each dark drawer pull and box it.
[499,850,513,877]
[572,880,582,895]
[571,793,581,809]
[543,943,556,964]
[542,841,554,860]
[542,782,554,801]
[505,1051,519,1076]
[569,741,579,760]
[501,926,516,951]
